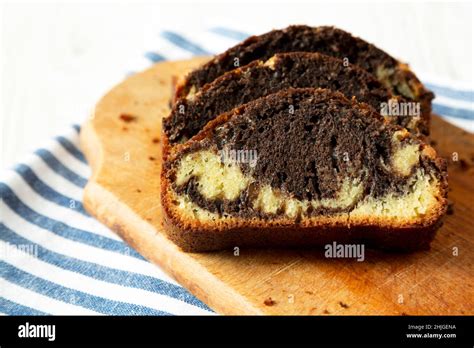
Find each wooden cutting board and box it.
[80,58,474,315]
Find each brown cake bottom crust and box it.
[162,213,442,252]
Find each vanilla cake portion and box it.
[164,52,420,147]
[161,88,448,252]
[174,25,433,135]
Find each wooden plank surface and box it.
[80,58,474,315]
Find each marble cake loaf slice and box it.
[174,25,433,135]
[164,52,421,148]
[161,88,447,252]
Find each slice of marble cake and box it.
[161,88,447,252]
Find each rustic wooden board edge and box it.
[79,61,263,315]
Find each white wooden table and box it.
[1,1,473,169]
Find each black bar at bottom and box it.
[0,315,472,346]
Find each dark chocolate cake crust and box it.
[164,52,423,146]
[161,88,448,252]
[174,25,433,135]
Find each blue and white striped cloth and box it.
[1,27,473,315]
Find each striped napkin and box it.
[1,27,473,315]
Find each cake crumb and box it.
[264,297,276,306]
[339,301,349,309]
[152,138,160,144]
[120,114,137,122]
